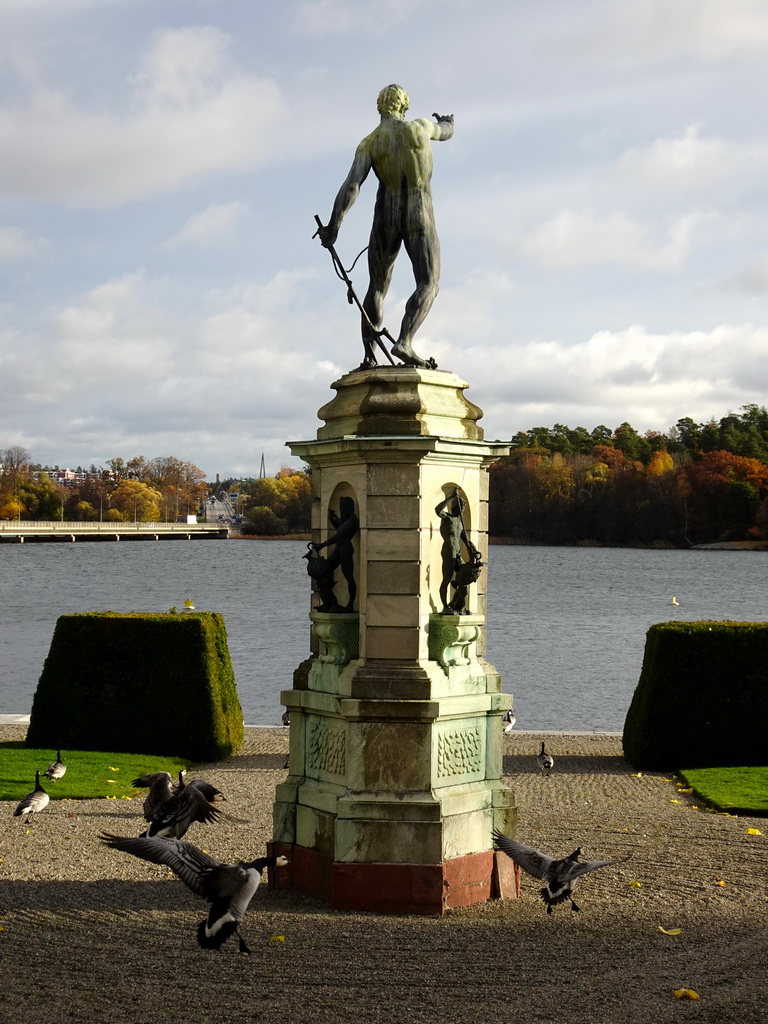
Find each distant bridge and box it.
[0,521,230,543]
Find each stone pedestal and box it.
[272,367,516,914]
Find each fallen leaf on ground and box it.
[673,989,699,1000]
[714,880,726,886]
[747,828,763,835]
[627,881,642,887]
[270,935,286,943]
[658,927,682,935]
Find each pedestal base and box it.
[269,842,521,915]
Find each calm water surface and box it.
[1,540,765,731]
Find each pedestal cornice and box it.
[314,366,486,441]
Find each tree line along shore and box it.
[5,405,768,546]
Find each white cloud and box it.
[0,266,339,473]
[592,0,768,62]
[132,25,233,107]
[614,124,731,188]
[162,201,249,249]
[519,209,702,270]
[453,323,768,436]
[0,27,290,205]
[0,225,45,262]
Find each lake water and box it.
[1,540,765,731]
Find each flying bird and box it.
[143,778,225,839]
[44,750,67,781]
[537,741,554,776]
[492,830,625,914]
[502,710,516,734]
[14,771,50,822]
[132,769,187,822]
[99,832,289,953]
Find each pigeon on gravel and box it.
[100,832,289,953]
[492,830,626,914]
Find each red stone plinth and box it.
[268,842,520,915]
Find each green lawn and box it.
[1,742,190,801]
[679,766,768,816]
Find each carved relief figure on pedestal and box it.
[436,488,484,615]
[307,496,359,612]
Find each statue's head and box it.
[339,496,355,516]
[377,84,410,118]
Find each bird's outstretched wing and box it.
[99,832,221,897]
[562,858,617,881]
[131,771,172,788]
[492,830,555,880]
[147,785,222,837]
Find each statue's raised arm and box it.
[316,85,454,372]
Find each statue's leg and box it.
[342,564,357,611]
[361,226,399,368]
[392,207,440,368]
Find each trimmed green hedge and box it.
[26,612,244,761]
[623,621,768,770]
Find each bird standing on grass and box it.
[132,769,187,822]
[492,830,625,914]
[502,710,516,734]
[537,741,554,776]
[14,771,50,822]
[99,832,289,953]
[44,750,67,781]
[143,778,225,840]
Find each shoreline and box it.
[0,713,623,736]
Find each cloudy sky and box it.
[1,0,767,479]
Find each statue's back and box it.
[364,119,433,191]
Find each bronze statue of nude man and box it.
[318,84,454,370]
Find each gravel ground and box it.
[1,726,766,1024]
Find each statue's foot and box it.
[356,354,378,371]
[391,343,437,370]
